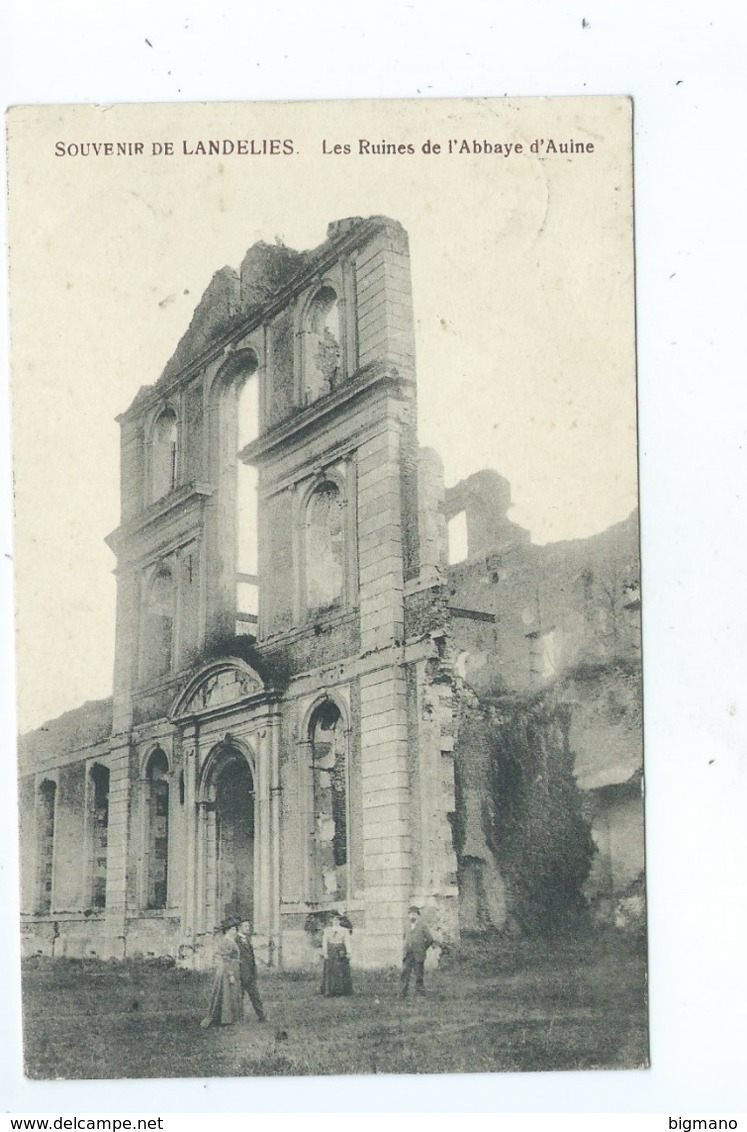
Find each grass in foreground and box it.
[22,928,648,1080]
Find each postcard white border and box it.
[2,0,746,1115]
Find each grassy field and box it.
[22,929,648,1080]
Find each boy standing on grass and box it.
[401,906,435,998]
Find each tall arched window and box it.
[143,564,174,682]
[304,286,341,403]
[310,701,348,900]
[90,763,110,910]
[37,780,56,914]
[145,748,169,909]
[236,370,259,634]
[151,407,178,502]
[210,349,260,638]
[305,480,344,613]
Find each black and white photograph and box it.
[6,96,647,1083]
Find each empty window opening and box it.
[146,748,169,910]
[304,286,341,403]
[37,780,56,914]
[236,374,259,633]
[143,564,175,682]
[311,701,348,901]
[448,511,469,565]
[151,407,178,502]
[90,764,110,910]
[305,480,344,612]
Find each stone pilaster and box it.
[358,666,411,965]
[102,737,132,958]
[357,428,405,653]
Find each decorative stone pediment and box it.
[172,659,265,719]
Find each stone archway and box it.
[174,668,282,962]
[200,744,256,931]
[214,753,255,925]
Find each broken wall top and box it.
[123,215,410,418]
[18,697,114,772]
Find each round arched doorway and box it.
[213,750,255,926]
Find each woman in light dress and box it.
[201,920,243,1027]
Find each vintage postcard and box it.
[7,97,645,1079]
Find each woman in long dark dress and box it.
[201,920,243,1027]
[320,912,353,997]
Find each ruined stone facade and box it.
[18,217,460,968]
[18,216,644,966]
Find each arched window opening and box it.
[37,780,56,914]
[143,564,174,682]
[90,763,110,910]
[151,407,178,502]
[212,349,260,639]
[146,749,169,909]
[311,701,348,901]
[305,480,344,613]
[236,373,259,635]
[304,286,341,404]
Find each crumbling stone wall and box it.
[474,682,598,934]
[446,469,643,932]
[448,508,641,698]
[450,689,509,933]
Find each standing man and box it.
[401,905,435,998]
[237,919,267,1022]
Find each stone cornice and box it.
[240,362,414,465]
[106,482,214,556]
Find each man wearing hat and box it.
[401,905,435,998]
[237,919,266,1022]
